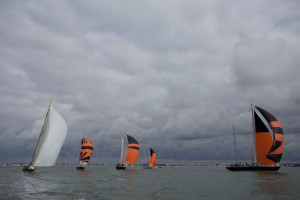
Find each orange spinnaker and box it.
[125,143,139,165]
[256,132,277,166]
[148,148,157,167]
[80,138,93,162]
[255,106,284,165]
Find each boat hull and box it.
[143,165,153,169]
[76,166,85,170]
[226,166,280,171]
[22,166,34,172]
[116,164,126,170]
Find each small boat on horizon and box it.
[76,138,94,170]
[226,105,284,171]
[23,98,68,172]
[144,148,157,169]
[116,135,140,170]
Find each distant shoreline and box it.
[2,163,300,167]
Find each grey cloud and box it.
[1,0,300,164]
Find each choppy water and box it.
[0,165,299,200]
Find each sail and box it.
[79,138,93,163]
[120,136,124,164]
[31,100,68,167]
[147,148,157,167]
[124,135,139,166]
[254,106,284,166]
[120,135,128,165]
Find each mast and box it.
[120,135,124,164]
[251,104,257,163]
[232,124,237,165]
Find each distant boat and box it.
[116,135,139,170]
[226,105,284,171]
[23,98,68,172]
[76,138,93,170]
[144,148,157,169]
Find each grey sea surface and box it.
[0,165,299,200]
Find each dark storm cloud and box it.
[1,0,300,164]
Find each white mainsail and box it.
[122,135,129,166]
[120,136,124,164]
[30,99,68,167]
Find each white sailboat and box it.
[23,98,68,171]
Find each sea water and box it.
[0,165,299,200]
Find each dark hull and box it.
[143,164,153,169]
[226,166,280,171]
[22,166,34,172]
[76,166,85,170]
[116,164,126,170]
[143,167,152,169]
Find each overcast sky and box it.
[1,0,300,164]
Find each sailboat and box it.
[226,105,284,171]
[22,98,68,172]
[144,148,157,169]
[76,138,94,170]
[116,135,140,170]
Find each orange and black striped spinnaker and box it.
[255,106,284,164]
[80,138,94,162]
[124,135,140,165]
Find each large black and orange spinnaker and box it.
[77,138,93,170]
[226,105,284,171]
[254,106,284,165]
[116,135,140,170]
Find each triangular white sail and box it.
[122,135,129,166]
[30,99,68,167]
[120,136,124,164]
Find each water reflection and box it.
[124,169,139,175]
[122,169,140,200]
[77,169,92,182]
[252,171,294,197]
